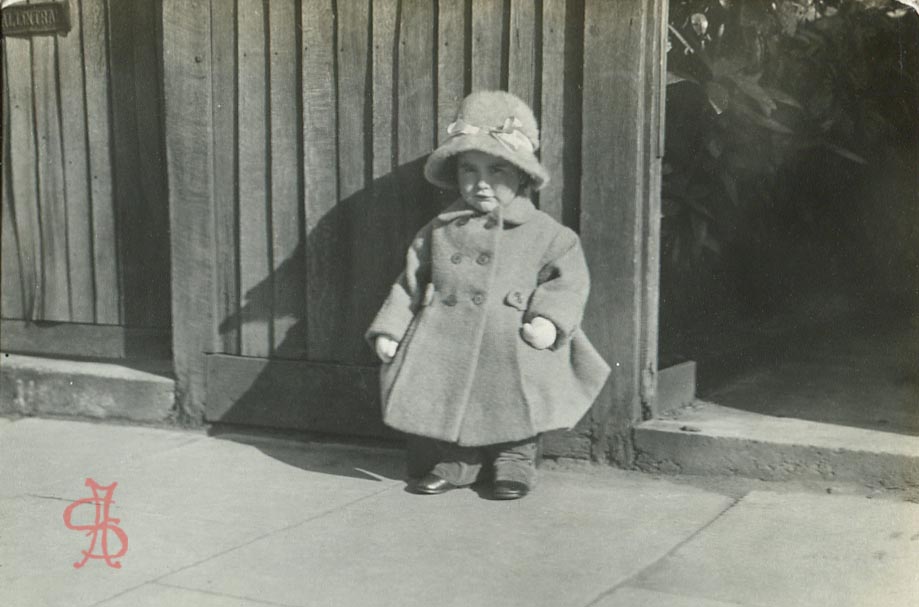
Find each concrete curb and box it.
[635,402,919,488]
[0,353,175,423]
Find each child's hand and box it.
[521,316,557,350]
[375,335,399,363]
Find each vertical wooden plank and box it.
[2,67,24,318]
[301,0,340,361]
[580,0,650,465]
[32,25,71,321]
[237,0,271,357]
[5,40,43,321]
[507,0,537,110]
[83,0,119,325]
[639,0,667,417]
[372,0,396,177]
[107,0,142,325]
[1,193,24,319]
[107,0,171,329]
[394,0,438,322]
[370,0,405,333]
[130,0,172,329]
[539,0,565,223]
[471,0,505,90]
[57,0,94,322]
[436,0,466,142]
[337,0,371,362]
[397,0,435,167]
[269,0,305,356]
[163,0,216,421]
[212,0,239,354]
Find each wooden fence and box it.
[205,0,587,368]
[165,0,666,462]
[1,0,170,338]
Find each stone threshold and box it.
[635,401,919,488]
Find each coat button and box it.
[443,294,457,306]
[514,292,524,303]
[476,253,491,265]
[472,293,485,305]
[450,253,463,264]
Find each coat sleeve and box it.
[364,224,433,347]
[525,227,591,349]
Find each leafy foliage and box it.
[663,0,919,272]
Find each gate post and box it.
[162,0,217,423]
[579,0,667,465]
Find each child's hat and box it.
[424,90,550,191]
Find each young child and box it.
[366,91,610,500]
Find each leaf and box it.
[732,98,795,134]
[764,86,803,109]
[729,72,778,116]
[704,81,731,114]
[823,142,868,164]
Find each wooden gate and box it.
[1,0,171,359]
[165,0,666,461]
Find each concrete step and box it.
[634,401,919,488]
[0,353,175,423]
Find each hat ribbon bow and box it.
[446,117,535,153]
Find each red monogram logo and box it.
[62,479,129,569]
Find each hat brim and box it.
[423,133,550,191]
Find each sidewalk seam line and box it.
[581,495,744,607]
[86,485,397,607]
[154,580,303,607]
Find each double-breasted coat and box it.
[366,195,610,446]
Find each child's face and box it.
[456,151,524,209]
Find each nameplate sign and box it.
[1,2,71,37]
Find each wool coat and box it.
[366,195,611,446]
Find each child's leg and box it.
[429,441,483,487]
[489,437,538,491]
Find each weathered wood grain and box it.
[366,0,406,357]
[301,0,341,361]
[211,0,240,354]
[82,0,119,324]
[337,0,371,362]
[57,0,94,322]
[2,83,24,319]
[237,0,272,357]
[471,0,506,90]
[32,31,71,321]
[4,37,42,320]
[0,319,171,360]
[539,0,566,223]
[436,0,466,142]
[580,0,650,465]
[269,0,305,356]
[162,0,216,422]
[397,0,438,241]
[507,0,537,111]
[639,0,667,416]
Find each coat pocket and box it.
[503,288,531,311]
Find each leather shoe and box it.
[493,480,530,500]
[411,473,457,495]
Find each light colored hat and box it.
[423,90,550,191]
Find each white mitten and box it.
[521,316,557,350]
[375,335,399,363]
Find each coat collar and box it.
[436,195,537,226]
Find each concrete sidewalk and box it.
[1,417,917,607]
